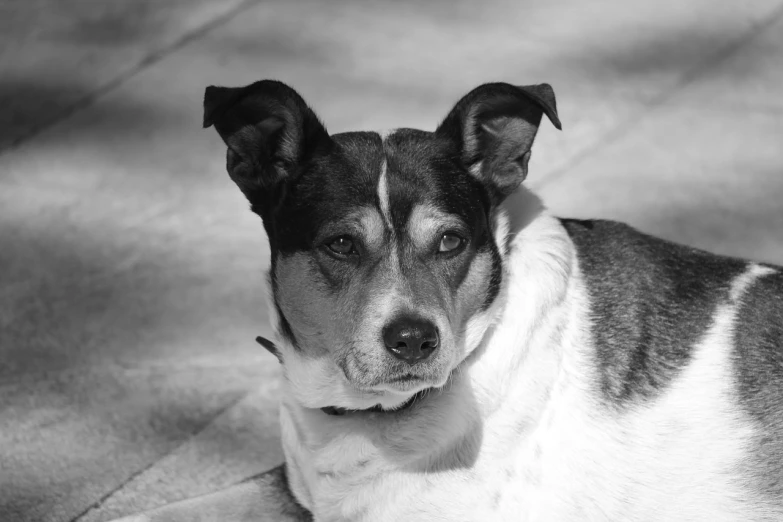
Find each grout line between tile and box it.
[533,1,783,191]
[69,390,253,522]
[0,0,266,158]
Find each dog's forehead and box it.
[275,129,490,254]
[317,129,486,228]
[327,129,446,200]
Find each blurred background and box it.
[1,1,781,521]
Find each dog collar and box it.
[320,389,427,416]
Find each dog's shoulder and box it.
[560,217,783,501]
[733,265,783,410]
[558,218,749,403]
[732,265,783,498]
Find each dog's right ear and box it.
[203,80,332,210]
[436,82,561,202]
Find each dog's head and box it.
[203,80,560,410]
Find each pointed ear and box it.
[203,80,332,211]
[435,82,561,201]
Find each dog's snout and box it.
[382,317,439,364]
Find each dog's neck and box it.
[463,192,575,418]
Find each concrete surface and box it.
[1,0,782,521]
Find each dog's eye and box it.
[439,233,464,253]
[327,236,356,256]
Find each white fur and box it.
[376,129,394,141]
[406,203,443,247]
[460,209,511,358]
[730,263,775,301]
[278,191,778,521]
[357,208,385,249]
[377,157,392,229]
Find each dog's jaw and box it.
[262,272,418,411]
[277,344,434,411]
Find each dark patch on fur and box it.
[485,243,503,310]
[276,131,384,255]
[268,271,298,349]
[435,82,560,202]
[274,300,298,348]
[560,218,747,406]
[733,269,783,500]
[255,335,281,361]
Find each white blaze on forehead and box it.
[729,263,776,302]
[376,129,395,230]
[357,207,386,250]
[377,157,393,229]
[376,128,395,141]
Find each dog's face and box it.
[204,81,560,410]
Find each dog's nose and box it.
[382,317,439,364]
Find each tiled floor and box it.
[1,1,782,520]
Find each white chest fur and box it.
[279,213,777,522]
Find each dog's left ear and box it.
[436,82,561,201]
[202,80,332,217]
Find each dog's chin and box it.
[364,389,418,410]
[371,374,444,394]
[330,374,446,411]
[283,351,454,411]
[359,372,451,406]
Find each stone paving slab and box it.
[0,0,253,150]
[0,362,268,522]
[1,1,782,521]
[535,7,783,263]
[78,383,285,522]
[673,7,783,110]
[537,106,783,263]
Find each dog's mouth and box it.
[366,367,452,395]
[379,375,428,392]
[360,377,429,394]
[388,373,419,383]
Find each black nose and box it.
[382,317,439,364]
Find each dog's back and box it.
[561,218,783,516]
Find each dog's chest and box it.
[282,300,768,522]
[287,360,755,522]
[280,405,556,521]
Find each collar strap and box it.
[321,389,427,416]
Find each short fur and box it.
[200,79,783,521]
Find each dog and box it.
[196,79,783,521]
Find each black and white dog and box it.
[186,80,782,521]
